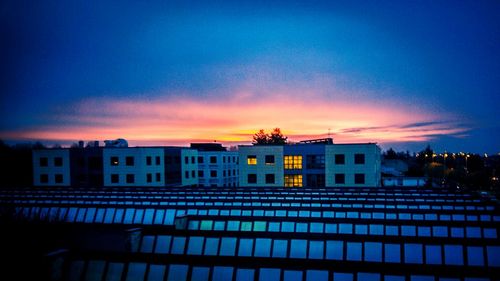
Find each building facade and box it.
[103,147,165,187]
[239,140,381,187]
[192,143,239,187]
[33,149,71,186]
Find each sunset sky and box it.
[1,0,499,153]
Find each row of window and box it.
[39,174,64,184]
[14,206,500,230]
[39,156,63,167]
[138,234,500,267]
[198,169,239,178]
[110,173,162,184]
[68,260,493,281]
[198,155,238,164]
[246,154,366,167]
[246,174,366,185]
[186,219,498,239]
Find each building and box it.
[239,139,381,187]
[69,141,104,187]
[191,143,239,187]
[164,147,199,187]
[103,147,165,187]
[33,148,71,186]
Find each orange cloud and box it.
[0,87,469,147]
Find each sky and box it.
[1,0,499,153]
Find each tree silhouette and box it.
[252,128,288,145]
[252,129,269,145]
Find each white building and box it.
[33,149,71,186]
[197,151,239,187]
[180,149,199,187]
[239,146,284,187]
[325,144,381,187]
[103,147,165,187]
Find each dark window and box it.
[335,154,345,164]
[248,174,257,184]
[192,170,196,178]
[111,174,119,183]
[185,157,189,164]
[198,156,204,164]
[40,174,49,183]
[265,174,275,184]
[223,170,226,177]
[156,173,161,182]
[211,170,217,178]
[306,155,325,169]
[54,157,63,167]
[355,173,365,184]
[155,156,161,165]
[198,171,204,177]
[265,155,275,165]
[110,156,119,166]
[40,157,48,167]
[126,156,134,166]
[355,154,365,164]
[55,174,63,183]
[146,156,152,165]
[210,156,217,163]
[185,171,190,179]
[223,156,226,163]
[147,173,152,183]
[191,156,195,164]
[335,174,345,184]
[126,174,135,184]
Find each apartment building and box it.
[191,143,238,187]
[33,149,71,186]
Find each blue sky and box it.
[1,0,499,153]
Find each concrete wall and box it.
[239,146,284,187]
[103,148,165,187]
[33,149,71,186]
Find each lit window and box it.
[284,155,302,169]
[284,175,303,187]
[247,155,257,165]
[110,156,119,166]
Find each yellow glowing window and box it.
[284,155,302,169]
[247,155,257,165]
[285,175,303,187]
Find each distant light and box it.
[484,153,488,158]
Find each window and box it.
[111,174,119,183]
[40,157,48,167]
[191,156,195,164]
[306,155,325,169]
[147,173,152,183]
[110,156,119,166]
[198,171,204,178]
[248,174,257,184]
[354,173,365,184]
[192,170,196,178]
[53,174,63,184]
[284,175,303,187]
[247,155,257,165]
[354,153,365,164]
[210,156,217,163]
[265,155,275,165]
[156,173,161,182]
[335,174,345,184]
[211,170,217,178]
[185,157,189,164]
[185,171,189,179]
[146,156,152,165]
[198,156,204,163]
[156,156,161,165]
[335,154,345,164]
[265,174,275,184]
[126,156,134,166]
[54,157,63,167]
[126,174,135,184]
[40,174,49,183]
[284,155,302,169]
